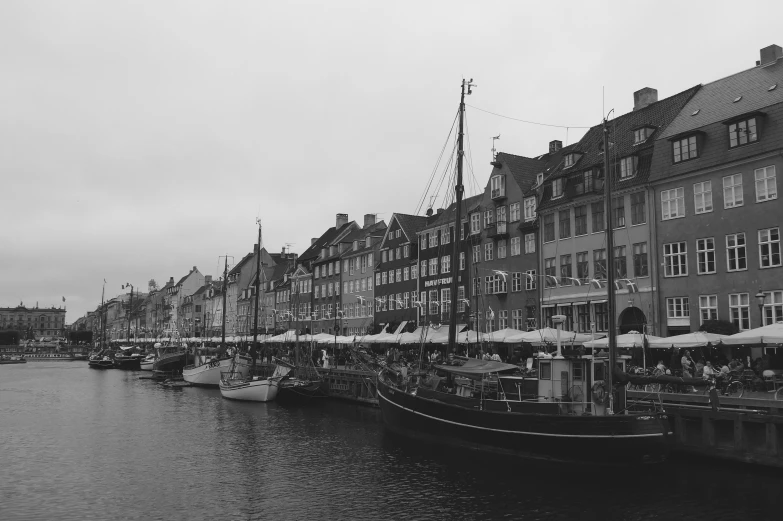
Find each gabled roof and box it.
[298,220,357,263]
[494,152,547,193]
[421,194,483,231]
[228,252,254,277]
[538,85,701,209]
[659,59,783,141]
[388,213,429,245]
[192,285,208,297]
[339,220,388,257]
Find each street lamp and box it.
[755,288,766,328]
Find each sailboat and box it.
[375,79,674,465]
[88,280,114,369]
[219,221,287,401]
[184,258,252,387]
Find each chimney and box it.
[363,213,376,228]
[436,208,444,215]
[759,44,783,66]
[311,238,318,245]
[254,244,259,253]
[336,213,349,229]
[205,275,212,284]
[549,140,562,153]
[169,277,174,284]
[633,87,658,111]
[426,208,433,217]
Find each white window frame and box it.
[497,239,507,259]
[470,213,481,234]
[663,241,688,277]
[525,233,535,254]
[698,295,718,324]
[491,175,506,198]
[762,290,783,326]
[693,181,713,214]
[509,202,520,222]
[666,297,690,318]
[472,245,480,264]
[696,237,715,275]
[525,270,536,291]
[661,187,685,220]
[723,174,743,208]
[484,242,493,261]
[755,166,777,202]
[729,293,750,331]
[726,232,747,272]
[523,197,536,221]
[759,227,781,268]
[619,156,637,179]
[510,236,521,256]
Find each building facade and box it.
[0,304,66,339]
[339,216,386,336]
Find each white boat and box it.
[140,353,156,371]
[183,354,252,387]
[218,364,290,402]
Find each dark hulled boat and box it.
[277,377,327,405]
[113,353,143,370]
[152,349,186,375]
[88,352,114,369]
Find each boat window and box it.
[594,362,606,381]
[539,361,551,380]
[572,362,583,381]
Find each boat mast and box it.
[447,78,474,355]
[221,256,228,348]
[602,117,618,412]
[100,280,106,351]
[252,221,263,361]
[126,286,133,344]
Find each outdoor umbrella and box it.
[647,331,728,348]
[481,328,525,343]
[583,332,663,348]
[720,322,783,345]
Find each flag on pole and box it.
[620,279,639,293]
[613,280,624,290]
[545,275,559,286]
[488,306,495,320]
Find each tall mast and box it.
[252,222,263,351]
[126,287,133,344]
[221,256,228,348]
[602,117,618,412]
[100,280,106,350]
[447,78,474,354]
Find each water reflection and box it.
[1,364,781,521]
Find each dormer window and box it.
[365,236,371,248]
[551,178,564,198]
[536,173,544,186]
[490,174,506,199]
[619,156,638,179]
[672,135,698,163]
[728,117,758,148]
[633,126,655,144]
[563,152,582,169]
[574,169,595,194]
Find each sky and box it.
[2,0,780,322]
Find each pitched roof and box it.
[228,252,254,276]
[659,59,783,141]
[538,85,700,209]
[298,220,357,262]
[392,213,429,242]
[421,194,483,231]
[339,220,388,257]
[495,152,547,193]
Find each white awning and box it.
[541,304,556,308]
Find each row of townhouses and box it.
[72,45,783,342]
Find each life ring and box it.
[592,381,609,406]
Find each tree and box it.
[699,319,738,336]
[148,279,159,292]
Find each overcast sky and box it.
[2,0,779,322]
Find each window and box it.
[728,117,757,148]
[574,205,587,235]
[420,234,427,249]
[663,242,687,277]
[314,286,320,298]
[559,210,571,239]
[593,249,606,279]
[696,238,715,274]
[491,175,506,198]
[693,181,713,214]
[661,188,685,219]
[632,242,648,277]
[457,286,465,313]
[552,178,564,198]
[362,255,368,273]
[327,283,333,297]
[403,267,409,281]
[512,272,522,292]
[723,174,743,208]
[314,266,320,278]
[510,237,521,256]
[429,257,438,276]
[620,156,638,178]
[420,260,427,277]
[630,192,646,225]
[545,258,556,287]
[472,245,480,264]
[345,281,350,294]
[396,247,401,259]
[762,291,783,325]
[633,128,651,144]
[614,246,627,278]
[469,213,481,234]
[667,297,690,319]
[484,242,493,261]
[560,255,572,285]
[510,202,520,222]
[594,303,608,332]
[673,135,697,163]
[458,252,465,270]
[612,196,625,228]
[388,295,395,311]
[388,270,395,283]
[523,197,536,221]
[542,214,555,242]
[729,293,750,331]
[726,233,747,271]
[498,310,508,330]
[382,250,388,263]
[576,252,589,280]
[564,153,576,168]
[524,233,535,254]
[403,244,410,258]
[396,268,402,281]
[428,290,438,315]
[759,228,781,268]
[441,288,451,317]
[576,304,590,333]
[496,206,507,227]
[429,231,438,248]
[441,227,451,245]
[525,270,536,290]
[441,256,450,273]
[409,266,416,280]
[484,210,493,228]
[328,263,334,276]
[755,166,777,202]
[699,295,718,324]
[497,239,507,259]
[591,201,605,232]
[512,309,524,330]
[539,361,552,380]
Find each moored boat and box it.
[88,353,114,369]
[0,355,27,364]
[140,353,156,371]
[218,369,286,402]
[184,353,252,387]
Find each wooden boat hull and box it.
[140,358,155,371]
[152,352,185,374]
[88,359,114,369]
[376,375,670,465]
[277,378,327,405]
[219,377,279,402]
[183,357,250,387]
[113,356,142,370]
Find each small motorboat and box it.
[0,355,27,365]
[88,355,114,369]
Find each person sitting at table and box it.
[720,364,731,376]
[702,361,716,379]
[654,360,666,375]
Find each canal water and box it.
[2,363,782,521]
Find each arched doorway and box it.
[618,307,647,334]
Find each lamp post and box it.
[755,288,765,328]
